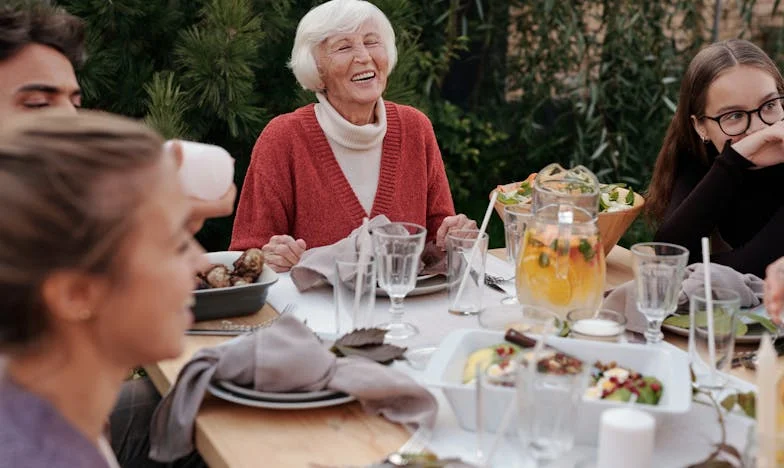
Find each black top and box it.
[653,141,784,277]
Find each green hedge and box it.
[57,0,777,250]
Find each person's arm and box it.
[765,256,784,323]
[654,144,753,263]
[229,119,296,252]
[708,205,784,277]
[420,113,457,244]
[186,184,237,234]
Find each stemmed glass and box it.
[631,242,689,345]
[500,204,532,304]
[372,222,426,340]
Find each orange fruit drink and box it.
[516,225,606,319]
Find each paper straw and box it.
[453,191,497,307]
[701,237,717,382]
[352,218,371,330]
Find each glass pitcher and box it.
[515,164,606,318]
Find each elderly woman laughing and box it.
[230,0,476,272]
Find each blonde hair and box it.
[0,111,165,348]
[289,0,397,91]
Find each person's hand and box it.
[764,256,784,324]
[435,214,478,250]
[186,184,237,234]
[262,235,307,272]
[731,121,784,167]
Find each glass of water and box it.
[631,242,689,345]
[516,355,588,464]
[372,222,427,340]
[501,204,532,304]
[689,288,740,390]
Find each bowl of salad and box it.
[491,173,645,256]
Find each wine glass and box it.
[631,242,689,345]
[501,204,532,304]
[372,222,426,340]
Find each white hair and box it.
[289,0,397,92]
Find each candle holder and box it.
[567,308,627,343]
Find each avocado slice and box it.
[462,343,521,383]
[605,387,632,402]
[462,348,496,383]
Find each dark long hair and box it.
[646,39,784,222]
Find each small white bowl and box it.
[193,251,278,321]
[424,329,692,444]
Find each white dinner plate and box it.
[214,380,339,402]
[208,383,356,410]
[376,274,449,297]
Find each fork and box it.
[385,428,431,466]
[484,273,512,285]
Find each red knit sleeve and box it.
[419,111,456,238]
[229,115,297,250]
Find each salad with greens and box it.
[495,176,637,213]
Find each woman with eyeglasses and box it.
[646,39,784,277]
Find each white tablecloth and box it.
[266,255,756,467]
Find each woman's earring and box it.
[702,136,710,144]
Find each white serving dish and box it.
[424,329,692,444]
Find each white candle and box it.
[167,140,234,201]
[756,333,777,468]
[572,318,623,337]
[596,407,655,468]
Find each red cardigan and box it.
[230,101,456,250]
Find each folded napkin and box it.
[148,314,438,462]
[603,262,764,334]
[290,215,447,291]
[291,215,391,291]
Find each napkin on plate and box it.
[290,215,447,291]
[148,314,438,462]
[602,262,764,334]
[290,215,391,291]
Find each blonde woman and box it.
[0,112,205,467]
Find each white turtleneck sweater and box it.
[314,93,386,215]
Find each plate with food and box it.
[425,328,690,440]
[662,304,778,344]
[207,382,355,410]
[193,249,278,321]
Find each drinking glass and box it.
[372,222,427,340]
[566,308,627,343]
[334,254,376,335]
[447,229,489,316]
[501,204,533,304]
[631,242,689,345]
[689,288,740,390]
[516,356,588,464]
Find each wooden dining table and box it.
[144,246,774,468]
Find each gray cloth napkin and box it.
[148,314,438,462]
[291,215,391,291]
[602,262,764,334]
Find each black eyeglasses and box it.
[698,96,784,136]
